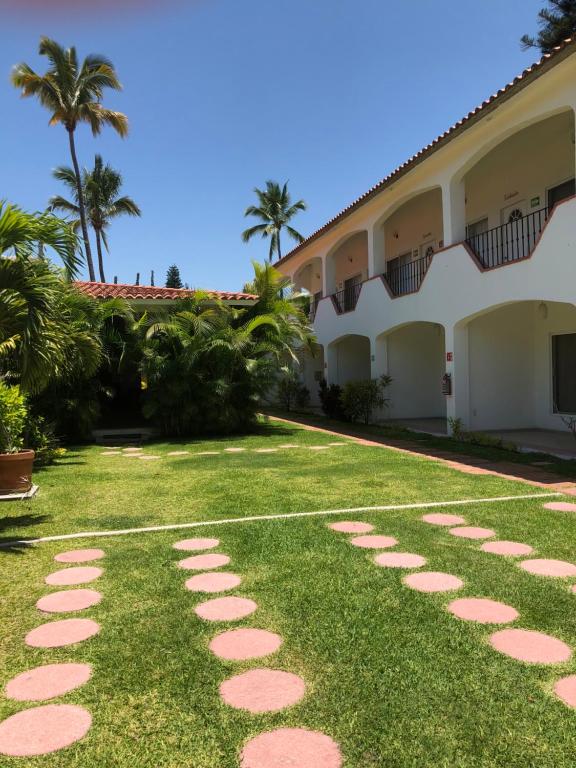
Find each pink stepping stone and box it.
[421,513,466,526]
[209,628,282,660]
[519,559,576,577]
[0,704,91,757]
[350,534,398,549]
[178,553,230,571]
[481,541,533,556]
[554,675,576,708]
[329,521,374,534]
[54,549,104,564]
[403,571,464,593]
[185,572,241,593]
[173,537,219,551]
[195,596,257,622]
[374,552,426,569]
[5,663,92,702]
[220,669,306,712]
[490,628,572,664]
[447,597,519,624]
[449,526,495,540]
[241,728,342,768]
[36,589,102,614]
[45,567,102,586]
[26,619,100,648]
[544,502,576,512]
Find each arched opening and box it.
[328,335,371,385]
[464,110,575,268]
[293,257,323,319]
[461,300,576,454]
[377,322,447,431]
[374,188,443,296]
[325,232,369,313]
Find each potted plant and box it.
[0,382,35,494]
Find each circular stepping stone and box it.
[403,571,464,593]
[195,596,257,622]
[254,448,277,453]
[36,589,102,614]
[309,446,330,450]
[481,541,533,557]
[374,552,426,569]
[54,549,104,564]
[173,537,219,552]
[5,663,92,702]
[449,526,495,540]
[350,535,398,549]
[544,502,576,512]
[554,675,576,708]
[167,451,189,456]
[329,521,374,534]
[196,451,219,456]
[0,704,91,757]
[185,572,241,593]
[122,447,142,452]
[138,455,160,460]
[178,553,230,571]
[241,728,342,768]
[447,597,518,624]
[25,619,100,648]
[45,567,102,586]
[101,451,121,456]
[489,628,572,664]
[278,444,298,449]
[519,559,576,577]
[209,628,282,660]
[220,669,305,712]
[422,513,466,526]
[225,447,245,452]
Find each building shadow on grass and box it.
[0,513,50,555]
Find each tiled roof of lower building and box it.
[74,281,258,302]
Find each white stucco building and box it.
[275,38,576,449]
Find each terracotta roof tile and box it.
[74,281,257,302]
[275,37,576,266]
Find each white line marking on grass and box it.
[1,492,561,548]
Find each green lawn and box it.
[1,419,576,767]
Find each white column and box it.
[445,323,470,431]
[368,222,385,277]
[371,334,388,378]
[441,175,466,247]
[323,253,336,297]
[326,341,338,385]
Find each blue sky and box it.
[1,0,545,290]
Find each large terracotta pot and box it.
[0,450,35,494]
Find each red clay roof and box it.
[74,281,257,302]
[275,37,576,267]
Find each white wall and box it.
[381,188,444,266]
[331,232,369,291]
[468,303,535,430]
[330,335,371,385]
[294,259,322,295]
[385,323,446,419]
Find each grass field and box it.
[1,419,576,767]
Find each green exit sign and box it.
[531,196,540,208]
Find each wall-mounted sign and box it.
[531,196,541,208]
[446,352,453,362]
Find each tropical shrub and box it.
[318,379,347,420]
[24,414,64,465]
[0,381,27,454]
[276,370,310,411]
[341,375,392,424]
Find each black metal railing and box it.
[465,207,548,269]
[308,291,323,321]
[384,253,433,297]
[332,282,362,314]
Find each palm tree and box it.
[50,155,141,283]
[12,37,128,282]
[242,180,307,261]
[521,0,576,52]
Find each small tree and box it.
[276,369,309,411]
[521,0,576,53]
[165,264,183,289]
[341,375,392,425]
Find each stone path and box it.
[100,442,350,463]
[173,535,341,764]
[329,501,576,709]
[0,547,104,757]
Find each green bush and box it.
[0,381,27,454]
[277,370,310,411]
[318,379,347,420]
[24,415,65,465]
[341,375,392,424]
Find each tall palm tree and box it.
[242,180,306,261]
[50,155,141,283]
[12,37,128,282]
